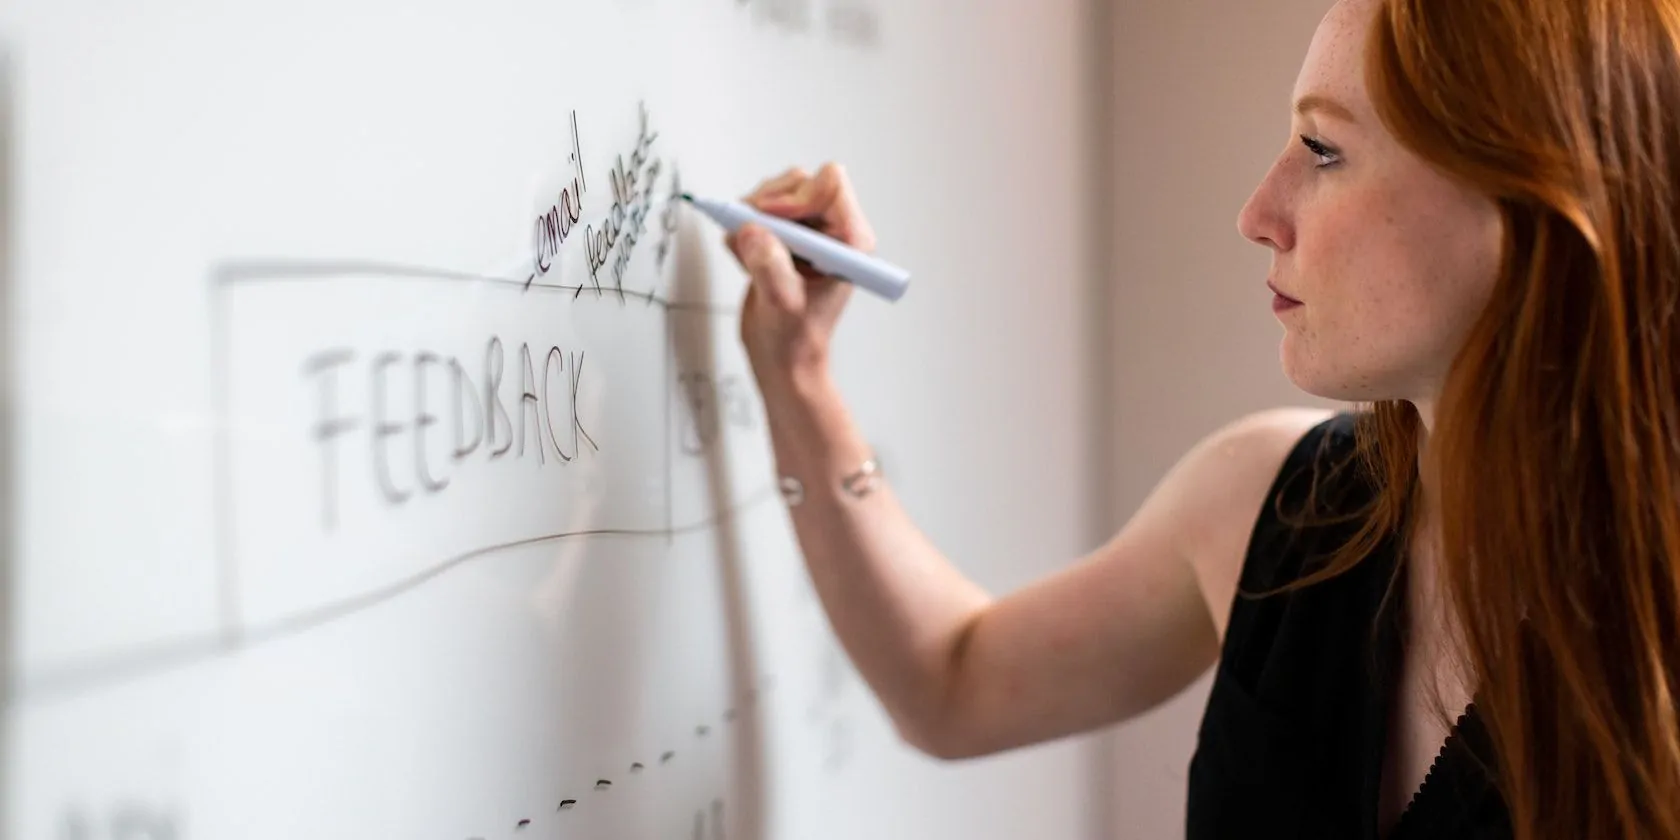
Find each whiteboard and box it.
[2,2,1105,838]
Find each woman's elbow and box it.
[890,709,994,761]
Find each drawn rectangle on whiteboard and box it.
[212,263,670,632]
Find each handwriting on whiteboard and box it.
[304,339,599,530]
[678,371,757,457]
[526,101,665,297]
[530,110,589,283]
[586,101,663,297]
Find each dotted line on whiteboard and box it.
[467,676,775,839]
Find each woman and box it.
[724,0,1680,837]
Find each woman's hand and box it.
[726,162,877,396]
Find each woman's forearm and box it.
[760,372,992,749]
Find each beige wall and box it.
[1103,1,1338,837]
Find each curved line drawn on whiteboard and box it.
[17,241,773,702]
[208,256,740,647]
[15,485,778,704]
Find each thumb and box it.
[734,224,806,312]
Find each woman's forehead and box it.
[1292,0,1379,121]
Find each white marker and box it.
[681,193,911,302]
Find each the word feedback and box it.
[584,101,663,299]
[304,338,600,530]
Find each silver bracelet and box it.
[779,457,882,507]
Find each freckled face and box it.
[1236,0,1503,403]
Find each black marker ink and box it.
[609,154,634,229]
[630,762,645,772]
[516,819,531,830]
[595,105,662,299]
[595,780,612,790]
[517,342,544,463]
[661,751,676,764]
[533,215,558,277]
[570,351,599,453]
[449,357,484,460]
[583,103,663,296]
[656,165,682,271]
[413,352,449,493]
[585,215,620,292]
[485,336,513,458]
[543,347,575,462]
[526,110,589,288]
[562,187,581,227]
[636,102,659,160]
[371,352,410,505]
[304,349,358,531]
[617,156,660,286]
[571,109,587,193]
[558,800,577,811]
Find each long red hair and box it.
[1292,1,1680,837]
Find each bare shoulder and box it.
[1162,406,1337,638]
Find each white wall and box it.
[1104,1,1337,837]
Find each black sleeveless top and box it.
[1185,413,1512,838]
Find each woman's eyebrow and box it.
[1295,92,1359,124]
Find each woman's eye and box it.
[1299,135,1340,167]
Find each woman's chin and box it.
[1280,341,1389,404]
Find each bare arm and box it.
[920,405,1333,757]
[728,163,1331,759]
[762,379,1326,758]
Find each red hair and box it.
[1289,1,1680,837]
